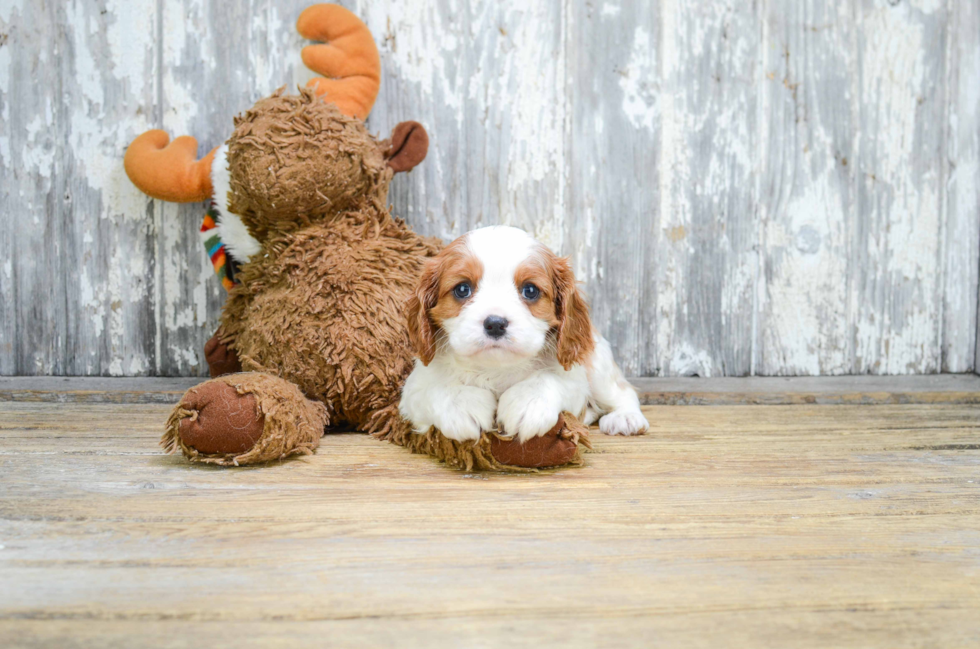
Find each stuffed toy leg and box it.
[164,373,589,470]
[162,373,327,467]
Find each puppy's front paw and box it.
[432,387,497,442]
[497,387,562,444]
[599,408,648,436]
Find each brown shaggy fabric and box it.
[211,86,444,448]
[226,87,392,242]
[218,209,441,436]
[384,411,591,472]
[163,373,328,466]
[165,87,447,467]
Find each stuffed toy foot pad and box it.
[176,381,265,454]
[387,411,592,472]
[163,373,328,466]
[489,414,588,468]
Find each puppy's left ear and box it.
[386,122,429,173]
[552,255,594,370]
[406,257,441,365]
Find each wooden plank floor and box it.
[1,392,979,647]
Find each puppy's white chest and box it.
[458,365,539,396]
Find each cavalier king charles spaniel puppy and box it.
[399,226,648,443]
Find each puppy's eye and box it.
[453,282,472,300]
[521,283,540,301]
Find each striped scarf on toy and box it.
[199,206,240,291]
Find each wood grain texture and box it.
[359,0,569,244]
[852,0,948,374]
[1,400,978,647]
[656,0,760,378]
[0,0,160,376]
[946,0,980,373]
[759,0,855,376]
[565,0,658,378]
[0,0,978,377]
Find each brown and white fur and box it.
[400,226,648,443]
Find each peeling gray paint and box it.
[0,0,977,377]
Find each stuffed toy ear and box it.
[386,121,429,173]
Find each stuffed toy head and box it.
[222,91,429,242]
[123,4,428,249]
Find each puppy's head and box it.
[406,226,594,369]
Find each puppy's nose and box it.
[483,316,509,339]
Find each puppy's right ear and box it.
[406,258,442,365]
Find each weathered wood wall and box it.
[0,0,978,377]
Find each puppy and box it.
[399,226,648,443]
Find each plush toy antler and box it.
[123,131,217,203]
[123,3,380,202]
[297,4,381,120]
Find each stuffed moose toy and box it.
[123,4,590,471]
